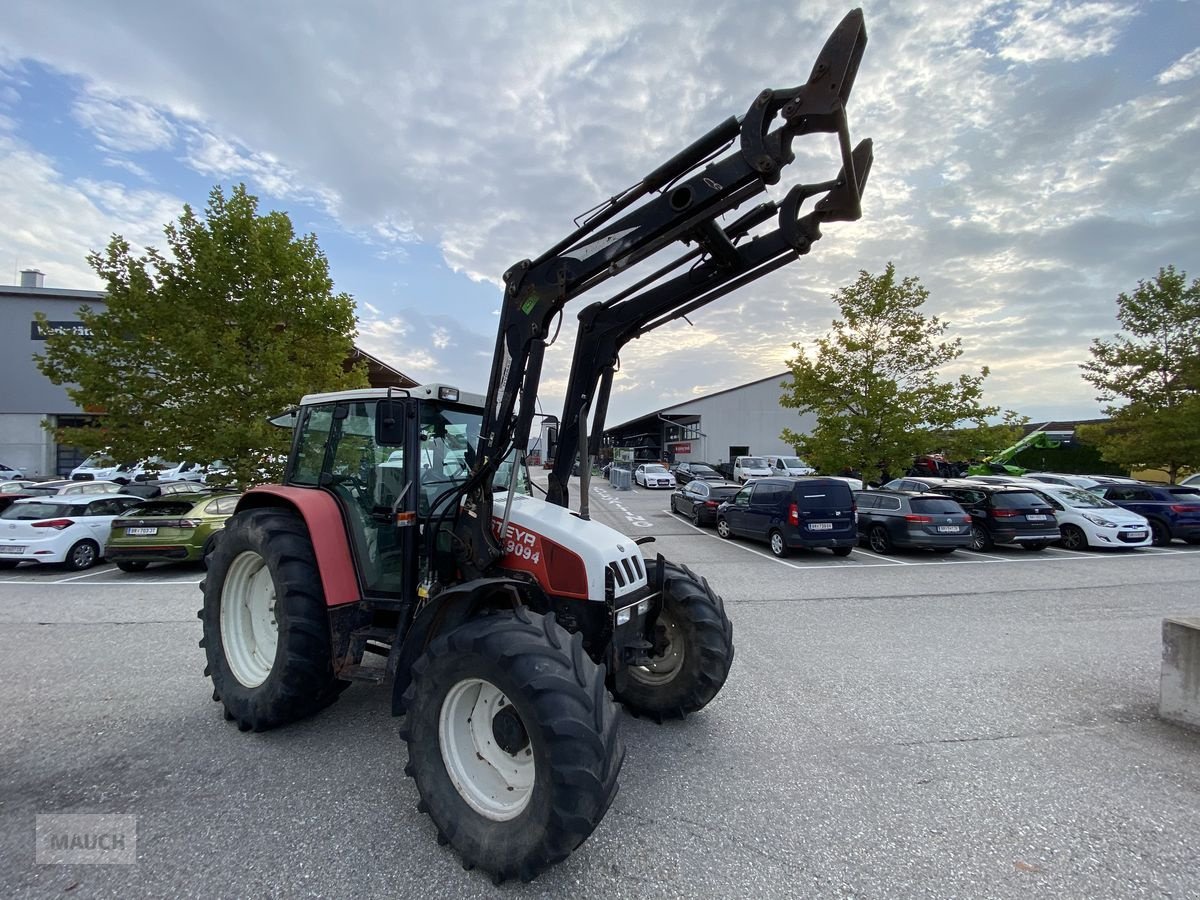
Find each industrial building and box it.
[0,270,416,477]
[602,371,816,467]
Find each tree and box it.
[36,184,368,486]
[779,263,1009,483]
[1077,266,1200,482]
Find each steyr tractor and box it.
[200,9,873,882]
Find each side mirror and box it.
[546,425,559,461]
[376,399,407,446]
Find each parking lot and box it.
[2,477,1198,898]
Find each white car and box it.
[30,480,126,496]
[732,456,772,483]
[634,464,676,489]
[1031,484,1152,551]
[767,455,817,477]
[1,461,27,481]
[1180,474,1200,489]
[1022,472,1104,490]
[70,451,124,482]
[0,494,144,570]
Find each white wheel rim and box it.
[439,678,534,821]
[220,550,279,688]
[629,608,685,686]
[771,533,784,555]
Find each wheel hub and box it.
[491,704,530,755]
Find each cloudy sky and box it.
[1,0,1197,427]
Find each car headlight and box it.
[1082,513,1118,528]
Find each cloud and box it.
[1157,47,1200,86]
[72,90,176,153]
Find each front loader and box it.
[199,9,873,882]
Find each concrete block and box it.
[1160,617,1200,731]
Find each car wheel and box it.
[968,524,993,552]
[716,518,732,540]
[868,525,893,554]
[1149,519,1172,547]
[64,539,100,571]
[116,560,150,572]
[1023,542,1047,552]
[1058,524,1087,551]
[768,530,789,558]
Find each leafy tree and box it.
[780,263,1010,483]
[36,184,368,486]
[1077,266,1200,482]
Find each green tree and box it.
[779,263,1009,483]
[35,184,368,486]
[1077,266,1200,482]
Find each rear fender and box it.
[236,485,361,607]
[391,576,545,715]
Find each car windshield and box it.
[993,491,1048,509]
[80,452,114,467]
[125,501,198,517]
[1055,487,1116,509]
[741,458,766,468]
[644,465,667,474]
[780,457,807,468]
[1,501,76,520]
[690,465,717,475]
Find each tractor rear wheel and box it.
[199,508,346,732]
[612,560,734,721]
[401,608,623,882]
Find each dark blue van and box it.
[715,477,857,557]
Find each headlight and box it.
[1082,513,1117,527]
[616,607,632,626]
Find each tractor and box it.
[200,8,873,882]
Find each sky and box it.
[1,0,1197,428]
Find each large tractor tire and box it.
[401,608,623,883]
[199,508,346,732]
[612,560,734,721]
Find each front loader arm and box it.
[453,8,871,577]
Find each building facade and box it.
[0,271,416,478]
[603,371,816,467]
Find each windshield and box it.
[643,465,667,474]
[780,457,807,468]
[1,501,76,520]
[1055,487,1116,509]
[741,457,766,468]
[418,404,528,500]
[80,452,114,468]
[690,464,717,475]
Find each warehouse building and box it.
[602,371,816,468]
[0,270,416,477]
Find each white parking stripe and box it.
[53,567,125,584]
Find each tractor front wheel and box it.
[612,560,734,720]
[401,608,623,883]
[199,508,346,732]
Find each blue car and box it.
[1090,484,1200,546]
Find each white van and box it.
[766,455,817,477]
[70,451,123,482]
[732,455,771,484]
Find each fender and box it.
[391,575,545,716]
[236,485,361,607]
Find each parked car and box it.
[766,455,817,477]
[1180,474,1200,489]
[0,494,144,570]
[732,456,772,484]
[854,489,972,554]
[1028,484,1151,550]
[70,451,125,482]
[0,487,60,514]
[821,474,865,491]
[105,492,241,571]
[882,476,961,493]
[634,463,676,489]
[715,476,857,557]
[30,480,126,496]
[933,481,1060,551]
[1,480,39,493]
[120,481,213,500]
[0,461,26,481]
[671,462,724,485]
[669,480,742,526]
[965,475,1042,485]
[1089,483,1200,546]
[1021,472,1105,490]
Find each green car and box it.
[105,492,241,571]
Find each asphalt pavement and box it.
[1,475,1198,899]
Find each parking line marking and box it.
[854,548,915,565]
[0,579,204,586]
[53,567,126,584]
[956,549,1010,561]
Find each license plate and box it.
[125,527,158,536]
[936,526,960,533]
[808,522,833,531]
[1128,531,1146,539]
[0,545,26,554]
[1026,514,1047,521]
